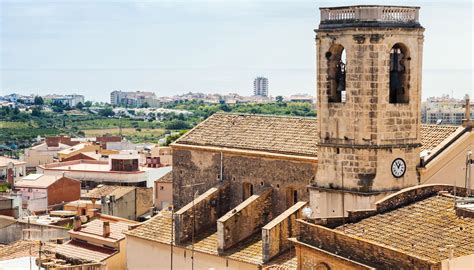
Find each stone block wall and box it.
[262,201,307,262]
[174,183,231,244]
[315,26,424,192]
[217,188,272,252]
[172,148,315,216]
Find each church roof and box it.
[337,194,474,263]
[173,113,460,157]
[174,113,318,157]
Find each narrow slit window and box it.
[389,44,409,104]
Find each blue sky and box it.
[1,0,473,102]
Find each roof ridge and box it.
[214,112,316,120]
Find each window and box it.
[389,43,409,104]
[242,182,253,201]
[326,44,346,103]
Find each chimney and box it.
[73,216,82,231]
[463,95,473,128]
[103,221,110,238]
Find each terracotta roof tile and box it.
[337,195,474,263]
[126,211,266,265]
[71,219,131,241]
[55,240,116,262]
[0,240,56,260]
[83,185,135,200]
[174,113,460,157]
[175,113,318,157]
[420,124,460,151]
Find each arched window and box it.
[326,44,346,103]
[389,43,409,104]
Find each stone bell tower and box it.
[312,5,424,218]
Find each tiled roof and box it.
[15,174,70,188]
[174,113,318,157]
[83,185,135,200]
[126,211,267,266]
[263,250,297,269]
[420,124,460,152]
[155,171,172,183]
[337,195,474,263]
[0,240,55,260]
[71,219,131,241]
[173,113,460,157]
[56,240,116,262]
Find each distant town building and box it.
[81,185,153,220]
[53,214,137,269]
[110,90,158,107]
[253,77,269,97]
[49,94,85,107]
[422,94,473,125]
[0,156,26,184]
[15,174,80,212]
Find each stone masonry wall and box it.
[217,188,272,252]
[297,219,438,269]
[315,26,424,192]
[172,148,316,216]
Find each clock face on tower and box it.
[391,158,406,178]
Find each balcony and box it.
[319,5,421,29]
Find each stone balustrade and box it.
[320,5,419,24]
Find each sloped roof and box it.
[83,185,135,200]
[0,156,26,167]
[126,210,295,267]
[174,113,460,157]
[70,219,132,241]
[15,174,71,188]
[338,195,474,263]
[175,113,318,157]
[56,240,116,262]
[420,124,461,152]
[0,240,55,260]
[154,171,172,183]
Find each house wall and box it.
[420,131,474,186]
[0,222,69,244]
[172,148,316,216]
[101,192,136,220]
[24,147,56,168]
[126,236,258,270]
[441,254,474,270]
[155,181,172,210]
[104,240,126,270]
[47,177,81,206]
[135,187,153,217]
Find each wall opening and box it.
[389,43,410,104]
[326,44,346,103]
[242,182,253,201]
[286,187,298,208]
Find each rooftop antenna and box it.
[466,150,473,197]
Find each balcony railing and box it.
[320,5,419,24]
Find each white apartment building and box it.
[253,77,269,97]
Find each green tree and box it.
[140,102,150,108]
[165,120,190,130]
[31,107,42,117]
[76,102,84,110]
[99,108,115,117]
[84,101,93,107]
[276,96,284,103]
[34,96,44,106]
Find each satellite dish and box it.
[80,215,88,223]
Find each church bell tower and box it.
[312,6,424,218]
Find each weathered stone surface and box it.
[174,183,230,244]
[217,188,272,253]
[262,201,307,262]
[172,148,315,216]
